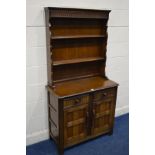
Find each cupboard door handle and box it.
[86,112,89,132]
[92,109,96,128]
[93,109,95,116]
[86,112,89,123]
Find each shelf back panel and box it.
[53,61,105,83]
[52,38,107,61]
[50,18,107,37]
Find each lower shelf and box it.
[53,57,105,66]
[51,35,106,40]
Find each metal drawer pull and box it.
[103,92,107,96]
[74,98,81,104]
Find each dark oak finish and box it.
[45,7,118,155]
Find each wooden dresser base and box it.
[47,76,118,155]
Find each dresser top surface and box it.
[48,76,118,98]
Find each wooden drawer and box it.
[63,94,89,108]
[93,88,115,102]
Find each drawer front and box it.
[64,94,89,108]
[93,88,115,102]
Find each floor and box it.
[26,113,129,155]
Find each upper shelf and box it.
[53,57,105,66]
[51,35,106,40]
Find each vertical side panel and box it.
[45,8,52,86]
[47,87,59,143]
[109,86,118,132]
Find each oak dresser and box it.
[45,7,118,155]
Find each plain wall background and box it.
[26,0,129,145]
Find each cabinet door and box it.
[64,101,89,147]
[92,90,116,136]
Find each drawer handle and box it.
[102,92,107,96]
[74,98,81,104]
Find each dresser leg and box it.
[58,147,64,155]
[108,129,113,136]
